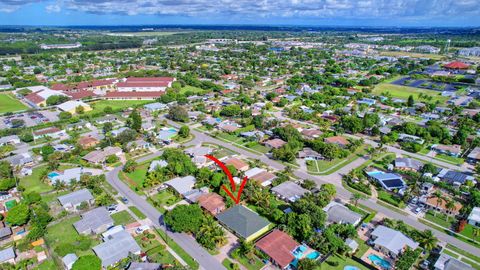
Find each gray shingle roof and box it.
[74,207,113,234]
[164,176,196,195]
[323,202,362,225]
[271,181,309,202]
[0,247,15,262]
[216,205,270,239]
[0,227,12,238]
[93,230,141,267]
[128,262,161,270]
[371,225,419,256]
[58,189,94,206]
[395,158,424,170]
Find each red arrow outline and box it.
[205,154,248,204]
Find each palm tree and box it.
[473,227,480,241]
[445,199,456,221]
[433,190,444,217]
[419,230,438,251]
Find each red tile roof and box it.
[34,127,61,136]
[25,92,44,104]
[264,138,286,149]
[105,91,165,99]
[324,136,349,146]
[444,61,470,69]
[116,81,171,88]
[198,193,225,215]
[256,230,298,269]
[51,83,71,91]
[126,77,174,82]
[66,90,95,100]
[224,157,249,171]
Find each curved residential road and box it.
[106,166,226,270]
[174,123,480,256]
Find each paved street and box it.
[106,166,226,270]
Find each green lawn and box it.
[308,146,367,174]
[233,251,264,270]
[446,244,480,262]
[33,260,58,270]
[0,93,28,113]
[146,244,178,265]
[129,206,147,219]
[180,85,207,94]
[121,162,149,187]
[217,132,243,143]
[87,100,153,114]
[222,258,240,270]
[442,249,459,258]
[434,154,464,165]
[321,254,368,270]
[459,223,479,240]
[41,190,70,204]
[19,165,53,193]
[111,210,135,225]
[155,229,199,269]
[45,216,100,257]
[154,190,181,207]
[373,83,449,104]
[377,190,405,208]
[424,211,455,229]
[379,51,446,60]
[243,141,269,153]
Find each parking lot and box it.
[0,110,60,129]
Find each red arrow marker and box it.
[205,155,248,204]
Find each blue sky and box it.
[0,0,479,27]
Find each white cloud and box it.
[1,0,479,21]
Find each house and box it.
[164,176,196,196]
[434,253,475,270]
[0,247,15,264]
[33,127,66,140]
[264,138,286,149]
[185,146,213,158]
[219,123,240,133]
[58,189,94,212]
[394,158,424,172]
[82,146,122,164]
[345,238,359,254]
[148,160,168,172]
[198,193,225,215]
[431,144,462,157]
[369,225,419,258]
[0,135,20,146]
[74,207,114,235]
[240,131,265,141]
[96,115,119,125]
[223,157,249,171]
[366,170,405,191]
[144,102,168,112]
[420,193,462,215]
[271,181,309,203]
[467,147,480,164]
[126,139,152,151]
[298,148,323,160]
[57,100,92,114]
[440,171,472,186]
[128,262,162,270]
[78,136,100,149]
[323,201,362,226]
[216,205,270,242]
[48,167,103,184]
[0,224,12,241]
[443,61,470,70]
[62,253,78,270]
[93,230,141,268]
[156,128,178,144]
[398,133,425,145]
[324,136,349,148]
[5,152,33,167]
[255,229,299,269]
[111,127,130,137]
[245,168,276,187]
[468,207,480,227]
[357,98,376,106]
[301,129,323,140]
[66,120,92,131]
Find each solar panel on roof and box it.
[382,179,405,188]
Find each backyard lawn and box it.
[321,254,368,270]
[111,210,135,225]
[87,100,153,114]
[19,165,53,193]
[33,260,57,270]
[373,83,449,104]
[45,216,100,257]
[153,190,181,207]
[0,93,28,113]
[180,85,207,94]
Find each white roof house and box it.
[58,189,94,210]
[0,247,15,264]
[164,176,196,196]
[271,181,309,202]
[370,225,419,257]
[467,207,480,227]
[434,253,475,270]
[49,167,103,184]
[323,201,362,226]
[57,100,92,113]
[62,253,78,270]
[93,230,141,268]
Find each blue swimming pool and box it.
[344,266,360,270]
[368,254,391,270]
[48,172,60,179]
[306,251,320,260]
[292,245,307,259]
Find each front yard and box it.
[20,165,53,193]
[111,210,135,225]
[307,145,367,174]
